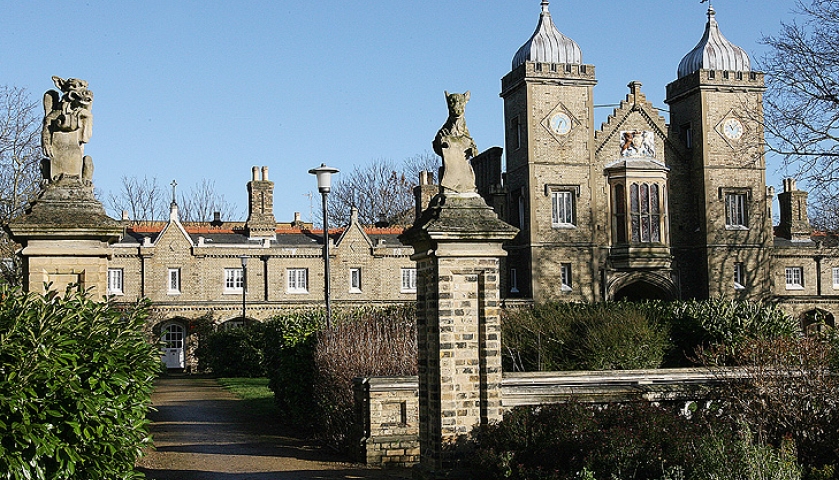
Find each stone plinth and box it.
[6,180,122,296]
[399,193,517,478]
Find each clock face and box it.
[723,117,744,140]
[549,112,572,135]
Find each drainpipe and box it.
[815,255,823,296]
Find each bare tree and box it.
[106,176,168,224]
[178,178,238,223]
[762,1,839,199]
[325,152,440,227]
[0,86,43,284]
[106,176,240,224]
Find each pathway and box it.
[136,377,411,479]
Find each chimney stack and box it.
[777,178,811,241]
[245,165,277,239]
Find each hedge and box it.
[0,286,159,479]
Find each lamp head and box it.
[239,255,249,268]
[308,163,340,193]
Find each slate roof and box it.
[115,222,408,248]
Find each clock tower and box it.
[500,0,598,302]
[665,5,772,299]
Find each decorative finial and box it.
[541,0,549,14]
[170,180,177,205]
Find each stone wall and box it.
[353,368,731,467]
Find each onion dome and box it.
[677,5,751,78]
[512,1,582,69]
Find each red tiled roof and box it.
[125,223,406,236]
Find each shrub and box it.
[312,305,417,448]
[472,401,710,480]
[665,299,800,359]
[195,322,266,377]
[501,299,801,371]
[261,310,323,426]
[691,428,801,480]
[701,337,839,472]
[501,302,670,371]
[570,305,670,370]
[0,285,159,479]
[472,401,808,480]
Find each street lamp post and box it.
[239,255,248,322]
[308,163,339,329]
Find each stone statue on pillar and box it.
[401,91,518,478]
[433,91,478,195]
[6,76,121,296]
[42,76,95,185]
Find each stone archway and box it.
[608,271,677,302]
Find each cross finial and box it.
[170,180,177,204]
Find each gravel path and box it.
[136,377,411,479]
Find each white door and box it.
[161,324,185,369]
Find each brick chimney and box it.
[777,178,811,241]
[414,170,438,221]
[245,166,277,239]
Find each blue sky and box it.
[1,1,795,223]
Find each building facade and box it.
[472,2,839,329]
[108,166,418,368]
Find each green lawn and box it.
[217,377,277,417]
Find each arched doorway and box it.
[613,280,673,301]
[161,323,186,369]
[801,309,835,336]
[608,272,677,302]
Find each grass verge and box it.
[217,377,276,417]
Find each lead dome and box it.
[512,0,582,69]
[677,5,751,78]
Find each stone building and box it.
[108,166,417,368]
[104,2,839,367]
[472,2,839,329]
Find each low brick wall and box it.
[353,368,735,467]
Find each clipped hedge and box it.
[502,302,670,371]
[0,286,159,479]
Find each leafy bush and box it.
[195,322,266,377]
[664,298,800,359]
[312,305,417,448]
[0,285,159,479]
[691,428,801,480]
[472,401,808,480]
[502,299,801,371]
[472,401,709,480]
[502,302,670,371]
[261,310,323,426]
